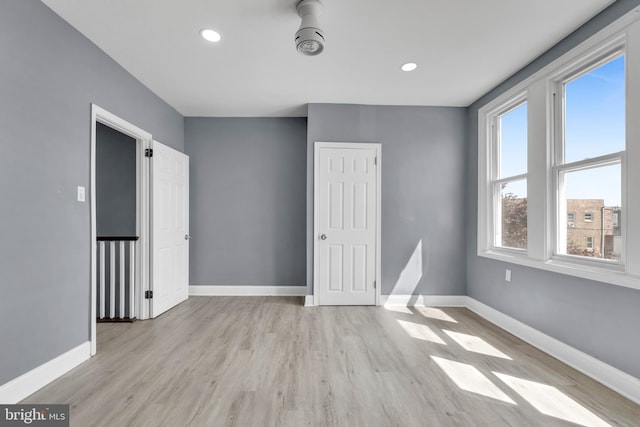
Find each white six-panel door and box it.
[151,140,189,317]
[314,143,380,305]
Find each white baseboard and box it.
[189,285,306,297]
[381,294,468,307]
[305,294,467,307]
[465,298,640,405]
[0,342,91,404]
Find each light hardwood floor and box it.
[23,297,640,426]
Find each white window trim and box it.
[478,7,640,291]
[491,97,528,251]
[550,47,625,263]
[586,236,594,250]
[479,91,528,255]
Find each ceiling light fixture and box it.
[295,0,325,56]
[200,28,221,43]
[401,62,418,72]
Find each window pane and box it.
[560,164,621,260]
[500,180,527,249]
[499,102,527,177]
[564,56,625,163]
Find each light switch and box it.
[505,269,512,282]
[77,186,86,202]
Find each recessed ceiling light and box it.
[200,29,221,43]
[401,62,417,72]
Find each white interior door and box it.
[315,143,380,305]
[151,140,189,317]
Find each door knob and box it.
[185,234,191,240]
[320,234,327,240]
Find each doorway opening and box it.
[90,105,190,356]
[95,122,138,324]
[90,105,152,356]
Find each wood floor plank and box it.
[21,297,640,427]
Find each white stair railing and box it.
[97,236,138,321]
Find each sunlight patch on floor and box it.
[443,330,512,360]
[414,306,458,323]
[384,306,413,314]
[493,373,611,427]
[397,320,446,344]
[431,356,516,404]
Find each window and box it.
[554,54,624,261]
[489,98,528,250]
[478,13,640,290]
[586,236,594,250]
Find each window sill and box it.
[478,249,640,291]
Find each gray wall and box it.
[0,1,184,385]
[307,104,467,297]
[466,0,640,379]
[96,123,136,236]
[185,118,307,287]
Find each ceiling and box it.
[41,0,614,117]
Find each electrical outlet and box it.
[505,269,512,282]
[77,186,86,202]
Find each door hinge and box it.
[374,156,377,166]
[145,290,153,299]
[373,280,377,289]
[145,148,153,158]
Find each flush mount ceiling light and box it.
[401,62,418,72]
[295,0,325,56]
[200,28,221,43]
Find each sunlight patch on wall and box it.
[493,373,610,427]
[443,330,512,360]
[431,356,516,404]
[397,320,446,345]
[391,240,423,295]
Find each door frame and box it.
[313,141,382,306]
[90,104,152,355]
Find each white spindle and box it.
[109,241,115,319]
[119,241,125,318]
[129,241,135,319]
[99,241,105,319]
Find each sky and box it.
[500,55,625,206]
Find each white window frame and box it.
[586,236,594,250]
[550,48,625,267]
[477,7,640,291]
[488,93,528,252]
